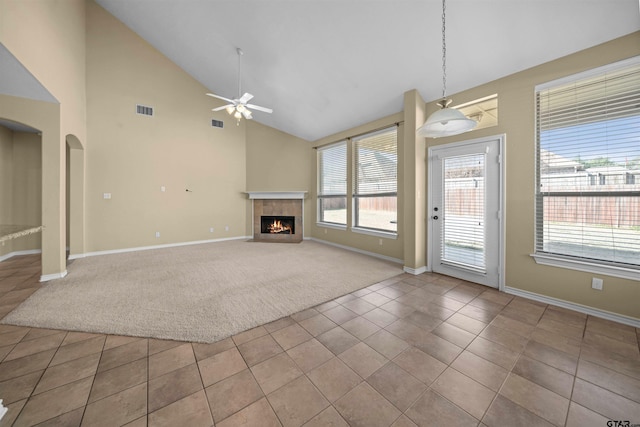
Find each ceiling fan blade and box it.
[246,104,273,114]
[206,93,235,104]
[212,104,233,112]
[238,93,254,104]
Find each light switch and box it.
[103,193,111,199]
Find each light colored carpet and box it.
[2,240,403,343]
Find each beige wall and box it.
[0,126,42,256]
[246,120,313,237]
[85,1,248,252]
[0,0,86,277]
[310,113,405,261]
[403,90,427,271]
[423,32,640,319]
[0,95,60,275]
[0,125,13,257]
[11,132,42,252]
[0,0,86,143]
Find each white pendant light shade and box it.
[418,0,477,138]
[417,106,477,138]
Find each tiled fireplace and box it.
[248,192,306,243]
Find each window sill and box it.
[351,227,397,239]
[316,222,347,231]
[530,253,639,281]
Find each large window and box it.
[317,141,347,225]
[353,127,398,233]
[534,57,640,276]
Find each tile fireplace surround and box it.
[248,192,306,243]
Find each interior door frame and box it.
[427,134,506,291]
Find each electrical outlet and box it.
[209,227,214,233]
[155,231,160,238]
[324,229,327,234]
[379,239,383,246]
[225,226,229,232]
[591,277,603,290]
[161,186,166,192]
[103,193,111,199]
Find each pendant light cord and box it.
[441,0,447,100]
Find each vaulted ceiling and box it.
[95,0,639,141]
[4,1,639,141]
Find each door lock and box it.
[432,216,439,220]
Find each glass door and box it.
[429,136,503,288]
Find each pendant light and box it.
[417,0,476,138]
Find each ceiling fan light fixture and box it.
[206,47,272,123]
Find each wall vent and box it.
[136,104,154,116]
[211,119,224,128]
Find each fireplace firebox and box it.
[248,192,306,243]
[261,216,295,234]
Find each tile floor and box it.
[0,253,638,426]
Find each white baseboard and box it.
[0,249,41,263]
[504,286,640,329]
[69,236,253,260]
[309,238,403,265]
[40,270,67,282]
[403,265,429,275]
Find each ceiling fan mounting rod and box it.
[237,47,243,99]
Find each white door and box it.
[429,136,504,288]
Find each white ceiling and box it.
[3,1,639,141]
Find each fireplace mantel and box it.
[247,191,307,200]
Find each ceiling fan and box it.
[206,48,273,124]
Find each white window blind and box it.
[318,141,347,225]
[443,154,486,270]
[353,127,398,232]
[535,57,640,271]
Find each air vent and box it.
[211,119,224,128]
[136,104,154,116]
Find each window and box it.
[353,127,397,233]
[454,94,498,131]
[317,141,347,226]
[534,57,640,276]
